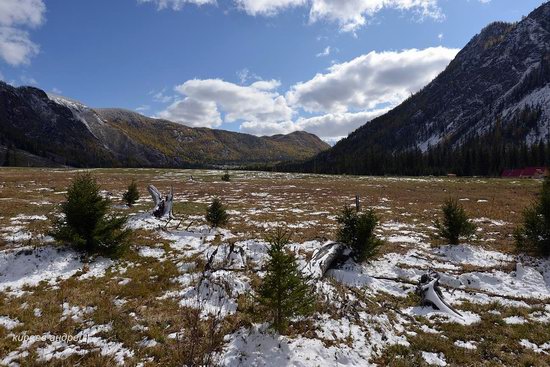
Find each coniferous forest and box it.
[276,105,549,177]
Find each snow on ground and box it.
[123,211,550,364]
[434,244,513,267]
[454,340,477,350]
[0,246,113,296]
[222,317,410,367]
[421,351,447,366]
[2,176,550,366]
[137,246,166,260]
[0,315,22,330]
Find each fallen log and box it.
[304,242,351,279]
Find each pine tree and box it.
[434,198,476,245]
[50,173,130,256]
[515,177,550,257]
[123,180,140,207]
[205,197,229,228]
[336,205,384,262]
[257,229,314,334]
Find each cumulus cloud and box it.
[287,46,459,114]
[157,47,457,141]
[0,0,45,66]
[0,0,44,27]
[157,79,291,128]
[0,27,39,66]
[178,79,291,123]
[159,97,222,127]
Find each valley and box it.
[0,168,548,366]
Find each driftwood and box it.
[148,185,175,219]
[305,242,351,279]
[416,270,463,319]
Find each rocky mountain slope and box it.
[0,83,329,168]
[290,2,550,175]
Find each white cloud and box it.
[0,27,39,66]
[0,0,44,66]
[51,87,62,94]
[161,78,293,126]
[309,0,443,32]
[240,108,389,139]
[0,0,45,28]
[157,47,457,141]
[138,0,216,10]
[235,0,306,16]
[159,97,222,127]
[316,46,331,57]
[287,46,459,114]
[140,0,445,32]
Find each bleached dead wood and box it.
[416,270,463,318]
[148,185,175,219]
[305,242,350,279]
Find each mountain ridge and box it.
[0,83,329,168]
[281,2,550,176]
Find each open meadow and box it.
[0,168,549,366]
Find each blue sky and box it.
[0,0,546,142]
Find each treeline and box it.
[277,105,549,177]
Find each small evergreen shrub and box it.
[205,197,229,228]
[221,171,231,182]
[515,178,550,257]
[434,198,475,245]
[50,173,130,256]
[122,180,140,207]
[336,205,383,262]
[257,229,314,334]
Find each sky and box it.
[0,0,547,143]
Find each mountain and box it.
[284,2,550,176]
[0,83,329,168]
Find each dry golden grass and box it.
[0,167,547,366]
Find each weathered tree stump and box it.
[148,185,175,219]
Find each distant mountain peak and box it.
[0,82,329,168]
[288,1,550,176]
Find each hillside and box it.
[284,2,550,176]
[0,84,329,168]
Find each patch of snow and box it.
[0,316,22,330]
[503,316,527,325]
[0,246,113,295]
[454,340,477,350]
[421,351,447,366]
[435,244,513,267]
[520,339,550,354]
[138,246,165,260]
